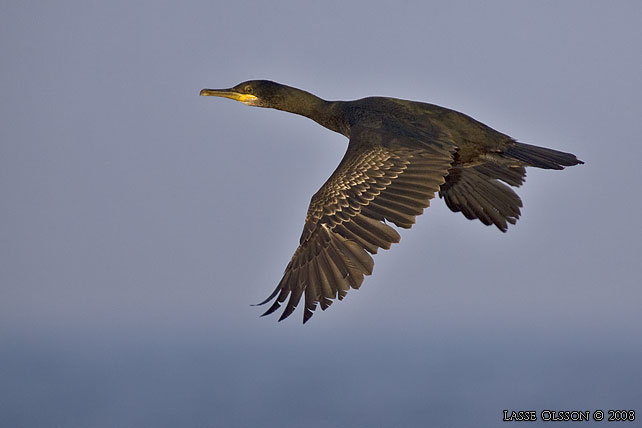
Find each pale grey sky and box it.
[2,1,641,427]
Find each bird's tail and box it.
[503,142,584,170]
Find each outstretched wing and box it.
[257,127,456,322]
[439,162,526,232]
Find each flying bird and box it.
[200,80,583,323]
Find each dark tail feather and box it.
[505,142,584,170]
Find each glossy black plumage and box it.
[200,80,583,323]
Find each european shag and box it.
[200,80,583,323]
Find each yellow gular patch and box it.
[236,94,258,104]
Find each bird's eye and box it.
[244,86,253,93]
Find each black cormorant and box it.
[200,80,583,323]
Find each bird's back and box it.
[341,96,512,165]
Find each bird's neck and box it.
[276,88,349,137]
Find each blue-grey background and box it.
[2,1,641,427]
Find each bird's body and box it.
[200,80,583,323]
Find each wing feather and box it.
[439,163,524,232]
[257,127,456,322]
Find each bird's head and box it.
[200,80,325,116]
[200,80,297,109]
